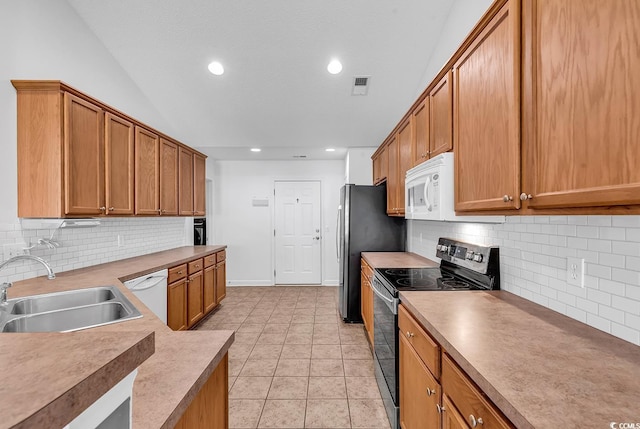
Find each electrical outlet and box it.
[3,243,28,260]
[567,257,585,288]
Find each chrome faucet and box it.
[0,255,56,305]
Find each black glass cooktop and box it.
[377,267,483,291]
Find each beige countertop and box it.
[400,290,640,429]
[361,251,439,268]
[2,245,233,429]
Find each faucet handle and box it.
[0,282,12,305]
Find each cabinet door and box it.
[380,145,389,183]
[168,278,187,331]
[412,98,430,166]
[215,260,226,303]
[386,136,399,214]
[399,334,441,429]
[105,113,134,215]
[522,0,640,209]
[373,153,382,184]
[454,1,520,212]
[179,147,194,215]
[135,126,160,215]
[194,153,206,216]
[430,71,453,158]
[204,265,216,314]
[187,270,204,328]
[360,270,369,332]
[160,138,179,215]
[442,395,470,429]
[397,118,412,215]
[63,93,104,215]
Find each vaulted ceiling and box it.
[67,0,455,160]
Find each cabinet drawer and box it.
[168,264,187,284]
[398,304,440,379]
[216,250,226,263]
[204,253,216,268]
[442,354,513,429]
[361,259,374,280]
[188,258,204,274]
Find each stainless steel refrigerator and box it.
[337,183,405,322]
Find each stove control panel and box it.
[435,237,497,274]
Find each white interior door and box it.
[274,181,322,284]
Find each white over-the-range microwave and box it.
[405,152,505,223]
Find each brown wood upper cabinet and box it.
[12,80,207,218]
[520,0,640,210]
[372,145,389,185]
[411,97,430,166]
[179,147,195,215]
[430,71,453,159]
[454,0,520,212]
[385,119,412,216]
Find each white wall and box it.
[0,0,188,282]
[408,217,640,346]
[345,147,376,185]
[214,160,344,286]
[415,0,494,94]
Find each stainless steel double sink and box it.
[0,286,142,333]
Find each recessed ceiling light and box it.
[208,61,224,76]
[327,59,342,75]
[250,148,261,152]
[326,148,336,152]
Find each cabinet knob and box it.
[426,388,435,396]
[177,271,183,275]
[436,404,445,414]
[157,209,162,214]
[99,206,106,211]
[469,415,484,427]
[195,264,200,268]
[162,209,167,213]
[520,193,533,201]
[502,195,513,202]
[108,207,114,211]
[406,331,414,338]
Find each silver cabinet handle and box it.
[520,193,533,201]
[406,331,414,338]
[108,207,114,211]
[469,414,484,427]
[99,206,106,211]
[426,388,435,396]
[502,195,513,202]
[436,404,445,413]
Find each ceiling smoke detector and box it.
[352,76,371,96]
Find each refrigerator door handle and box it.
[336,205,341,262]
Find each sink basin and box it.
[10,287,116,315]
[0,286,142,333]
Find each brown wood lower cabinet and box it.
[168,250,227,331]
[442,395,468,429]
[174,353,228,429]
[168,278,187,331]
[360,259,374,345]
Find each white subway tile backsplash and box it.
[409,216,640,345]
[0,217,188,282]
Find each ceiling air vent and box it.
[352,76,371,96]
[293,155,307,159]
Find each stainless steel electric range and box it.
[371,237,500,429]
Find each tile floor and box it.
[195,286,390,429]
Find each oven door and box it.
[372,275,399,429]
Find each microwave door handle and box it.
[424,176,432,212]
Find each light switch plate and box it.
[567,257,585,288]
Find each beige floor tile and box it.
[309,359,344,377]
[249,308,274,316]
[228,376,237,392]
[229,359,246,377]
[342,344,373,360]
[229,399,264,429]
[249,344,283,360]
[284,332,313,345]
[312,344,342,359]
[229,343,256,361]
[229,377,273,399]
[267,376,309,399]
[308,376,347,399]
[312,333,341,345]
[237,323,266,333]
[262,323,290,334]
[343,359,375,377]
[305,399,351,428]
[314,314,340,324]
[234,330,262,344]
[346,377,382,399]
[244,314,271,324]
[239,359,279,377]
[267,314,293,324]
[349,399,391,428]
[281,344,312,359]
[314,308,337,316]
[256,332,286,345]
[258,399,306,428]
[287,323,314,334]
[275,359,311,376]
[313,324,339,335]
[217,323,243,331]
[291,314,315,323]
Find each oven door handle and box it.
[371,278,398,314]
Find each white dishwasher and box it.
[124,269,168,324]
